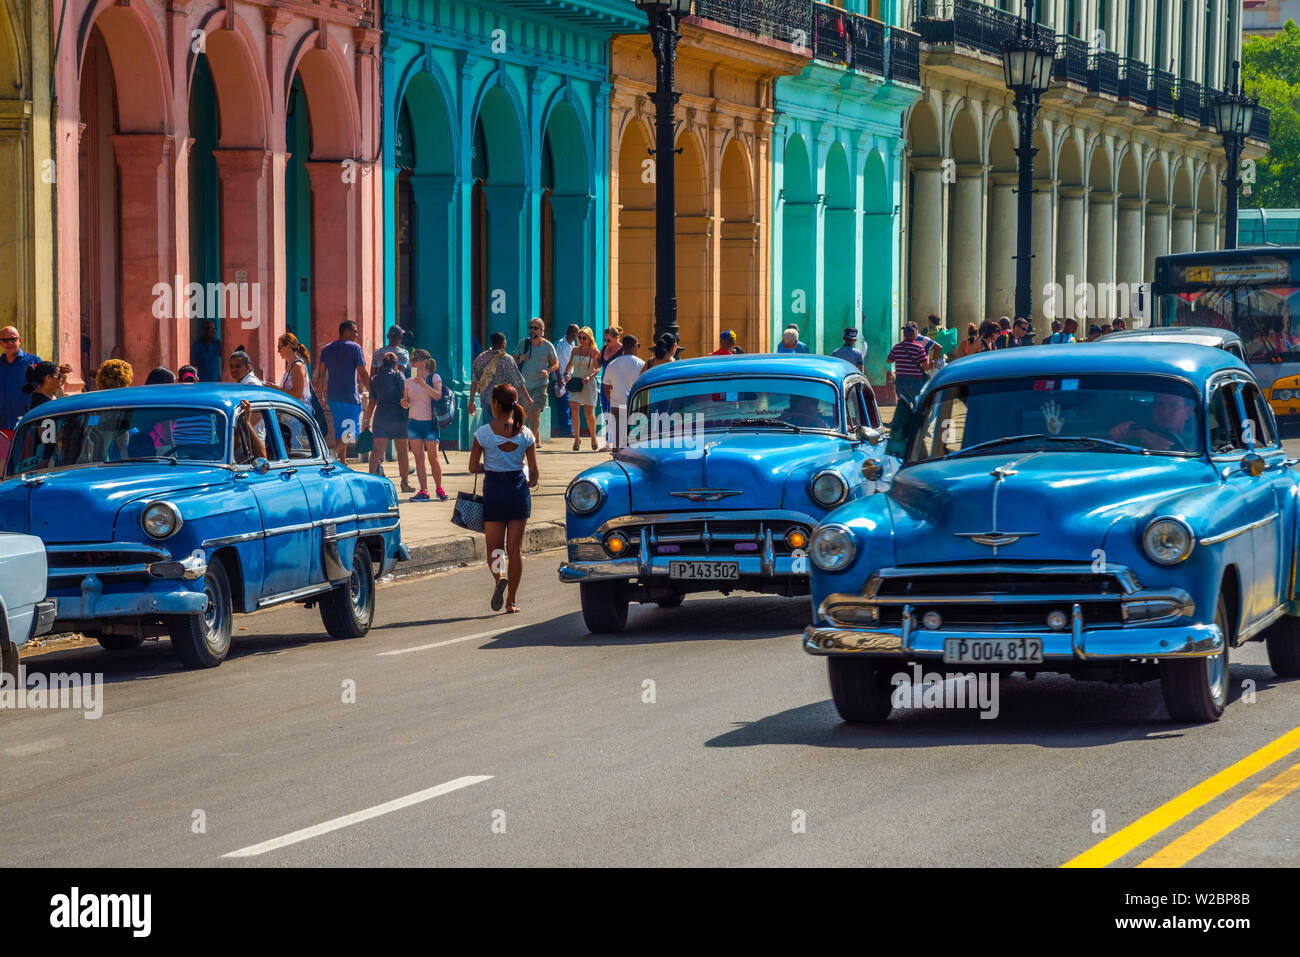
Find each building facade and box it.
[1242,0,1300,37]
[904,0,1269,341]
[0,0,54,359]
[772,1,920,381]
[52,0,384,388]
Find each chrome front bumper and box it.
[559,553,805,584]
[52,575,209,623]
[804,612,1225,661]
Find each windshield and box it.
[6,406,227,477]
[1158,273,1300,364]
[905,375,1204,464]
[628,376,841,433]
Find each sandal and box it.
[491,578,509,611]
[400,483,415,494]
[505,603,520,614]
[572,438,580,451]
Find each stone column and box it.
[908,157,946,326]
[947,163,987,330]
[214,149,276,376]
[1056,185,1088,312]
[305,160,359,353]
[112,133,178,374]
[408,173,458,370]
[1030,178,1057,337]
[482,183,528,344]
[1087,191,1116,321]
[1143,202,1171,282]
[1171,208,1196,253]
[1197,211,1218,252]
[985,172,1018,323]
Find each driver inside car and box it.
[779,394,828,430]
[1109,391,1197,451]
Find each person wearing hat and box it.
[22,360,68,414]
[711,330,744,356]
[371,324,411,377]
[830,328,864,371]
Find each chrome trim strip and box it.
[202,530,264,548]
[1238,603,1288,643]
[864,563,1139,595]
[264,521,316,537]
[47,564,150,579]
[355,510,399,521]
[45,543,169,558]
[599,509,820,531]
[1198,513,1277,546]
[256,582,334,609]
[865,593,1126,606]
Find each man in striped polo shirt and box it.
[886,323,931,411]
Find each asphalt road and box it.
[1,544,1298,868]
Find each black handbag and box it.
[451,475,485,533]
[566,376,584,394]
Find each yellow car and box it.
[1268,375,1300,418]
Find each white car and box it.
[0,532,56,663]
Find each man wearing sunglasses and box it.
[514,318,559,440]
[1,326,66,435]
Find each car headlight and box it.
[567,479,603,514]
[810,470,848,508]
[141,501,182,539]
[810,523,856,571]
[1275,389,1294,402]
[1143,517,1194,565]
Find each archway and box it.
[1056,137,1086,310]
[541,101,593,339]
[719,137,756,352]
[985,116,1018,321]
[471,84,527,352]
[1144,158,1170,282]
[906,99,942,326]
[1086,142,1115,320]
[284,73,312,348]
[861,149,891,381]
[1195,168,1218,251]
[781,133,814,348]
[1171,163,1195,253]
[188,53,221,373]
[946,107,983,329]
[616,119,655,347]
[674,130,708,357]
[823,142,854,353]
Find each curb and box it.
[390,521,567,580]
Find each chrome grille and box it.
[617,519,810,559]
[44,543,170,582]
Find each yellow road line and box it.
[1062,725,1300,868]
[1137,758,1300,867]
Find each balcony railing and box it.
[694,0,811,47]
[1149,68,1176,113]
[887,26,921,85]
[912,0,1026,57]
[1175,78,1201,125]
[1117,57,1148,103]
[811,3,885,76]
[1053,34,1088,85]
[1088,49,1120,97]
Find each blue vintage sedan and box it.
[803,343,1300,722]
[0,384,407,667]
[560,354,894,632]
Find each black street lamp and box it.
[1000,0,1055,327]
[1212,60,1257,250]
[636,0,692,345]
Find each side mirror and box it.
[1242,453,1266,477]
[856,426,883,447]
[253,457,271,476]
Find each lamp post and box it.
[1212,60,1257,250]
[1000,0,1055,328]
[636,0,692,345]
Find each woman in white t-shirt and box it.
[469,382,540,614]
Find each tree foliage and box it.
[1241,21,1300,208]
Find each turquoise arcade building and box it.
[771,1,919,383]
[380,0,640,444]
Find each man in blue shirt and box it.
[313,320,372,460]
[776,325,809,354]
[1,326,48,433]
[190,320,223,382]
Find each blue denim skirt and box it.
[482,470,531,523]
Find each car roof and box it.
[635,353,859,389]
[1106,326,1243,345]
[25,383,308,418]
[928,341,1249,390]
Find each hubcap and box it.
[350,566,369,620]
[203,579,224,649]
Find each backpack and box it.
[433,374,456,431]
[372,365,406,406]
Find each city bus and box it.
[1153,247,1300,418]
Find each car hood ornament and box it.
[953,457,1039,555]
[669,488,742,503]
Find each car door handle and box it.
[281,468,297,478]
[321,464,337,475]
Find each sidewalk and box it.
[370,438,602,579]
[378,402,899,579]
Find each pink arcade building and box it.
[53,0,384,387]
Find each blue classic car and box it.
[560,354,894,632]
[803,343,1300,723]
[0,384,407,667]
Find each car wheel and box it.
[169,561,233,669]
[320,546,376,639]
[1264,614,1300,678]
[655,593,684,609]
[97,634,144,652]
[828,656,895,723]
[580,581,628,634]
[1160,593,1230,722]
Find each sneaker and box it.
[435,487,448,501]
[411,490,430,502]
